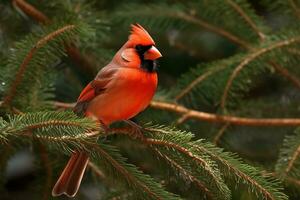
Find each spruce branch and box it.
[221,35,300,109]
[288,0,300,19]
[11,0,97,77]
[286,146,300,174]
[225,0,266,41]
[89,143,181,200]
[1,23,78,109]
[12,0,50,24]
[173,12,253,50]
[0,111,288,199]
[52,100,300,127]
[144,138,231,200]
[142,125,287,200]
[190,141,287,200]
[269,61,300,89]
[175,65,227,101]
[213,123,230,145]
[88,161,106,180]
[276,128,300,179]
[150,100,300,126]
[113,4,253,50]
[153,148,214,199]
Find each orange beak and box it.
[144,46,162,60]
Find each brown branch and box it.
[143,138,223,192]
[213,123,230,145]
[26,120,83,130]
[12,0,96,77]
[264,171,300,188]
[285,145,300,174]
[175,12,253,50]
[88,161,106,179]
[150,100,300,126]
[12,0,50,24]
[288,0,300,19]
[51,100,300,127]
[175,113,190,125]
[220,35,300,109]
[175,66,226,101]
[287,47,300,56]
[226,0,265,41]
[153,148,213,199]
[91,144,163,200]
[1,24,76,108]
[285,175,300,187]
[269,61,300,89]
[192,144,274,200]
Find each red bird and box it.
[52,24,162,197]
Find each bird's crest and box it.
[129,24,155,46]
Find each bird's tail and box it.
[52,151,89,197]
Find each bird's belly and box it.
[86,71,157,125]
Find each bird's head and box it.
[117,24,162,72]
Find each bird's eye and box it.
[135,45,143,51]
[135,45,152,54]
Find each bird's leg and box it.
[123,120,144,139]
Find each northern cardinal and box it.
[52,24,162,197]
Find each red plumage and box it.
[52,24,162,197]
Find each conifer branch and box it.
[88,161,106,180]
[174,12,253,50]
[150,100,300,126]
[285,175,300,187]
[1,24,76,108]
[145,139,213,174]
[288,0,300,19]
[213,123,230,145]
[11,0,96,77]
[225,0,266,41]
[285,145,300,174]
[12,0,50,24]
[175,65,226,101]
[269,61,300,89]
[92,145,163,200]
[175,114,190,125]
[153,148,213,199]
[191,143,282,200]
[26,120,83,130]
[220,35,300,109]
[52,100,300,127]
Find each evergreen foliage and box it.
[1,0,300,199]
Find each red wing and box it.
[74,67,118,115]
[77,67,118,102]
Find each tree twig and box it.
[285,145,300,174]
[51,100,300,127]
[288,0,300,19]
[1,25,76,108]
[226,0,265,41]
[150,101,300,126]
[175,66,226,101]
[213,123,230,145]
[175,12,253,50]
[269,61,300,89]
[12,0,50,24]
[220,35,300,109]
[11,0,96,77]
[88,161,105,179]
